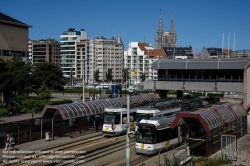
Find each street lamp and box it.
[157,56,163,80]
[78,59,86,102]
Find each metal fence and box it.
[119,144,191,166]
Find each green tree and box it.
[122,68,129,83]
[21,98,47,118]
[140,73,146,82]
[37,84,51,101]
[122,68,129,93]
[86,88,100,99]
[94,69,100,83]
[7,55,33,97]
[106,68,113,83]
[31,62,65,94]
[0,58,11,98]
[21,84,50,118]
[0,103,8,117]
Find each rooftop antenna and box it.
[222,32,224,55]
[233,31,235,51]
[144,35,146,43]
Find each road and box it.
[30,93,93,102]
[51,93,82,102]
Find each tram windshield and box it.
[104,113,116,124]
[136,125,155,144]
[104,112,120,124]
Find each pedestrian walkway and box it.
[0,128,100,162]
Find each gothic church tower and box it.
[168,12,177,47]
[155,10,164,49]
[155,11,177,48]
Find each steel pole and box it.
[126,80,130,166]
[80,60,85,102]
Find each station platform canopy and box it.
[41,94,160,120]
[170,102,248,131]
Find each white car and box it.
[96,84,110,89]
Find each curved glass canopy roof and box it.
[170,103,248,131]
[41,94,160,120]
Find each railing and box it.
[119,144,189,166]
[118,154,151,166]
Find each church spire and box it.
[155,9,164,49]
[158,9,164,32]
[169,12,175,32]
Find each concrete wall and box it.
[0,23,29,52]
[144,80,243,92]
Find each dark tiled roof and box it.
[0,12,31,28]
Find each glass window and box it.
[136,125,155,144]
[104,113,116,124]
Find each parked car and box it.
[183,93,200,99]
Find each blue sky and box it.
[1,0,250,52]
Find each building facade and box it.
[230,50,250,58]
[60,29,124,85]
[163,46,193,59]
[155,10,177,49]
[124,42,167,84]
[0,12,31,61]
[144,58,250,110]
[200,47,232,59]
[29,39,60,66]
[60,28,89,84]
[92,35,124,83]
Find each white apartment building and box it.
[60,29,123,85]
[28,39,60,66]
[124,42,167,84]
[60,28,93,84]
[92,35,124,83]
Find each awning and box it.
[41,94,160,120]
[170,103,248,131]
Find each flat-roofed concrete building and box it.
[29,39,60,66]
[144,58,250,111]
[0,12,31,61]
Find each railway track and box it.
[77,138,136,166]
[1,133,136,166]
[1,132,105,166]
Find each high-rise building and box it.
[60,28,89,83]
[124,42,167,84]
[0,12,31,61]
[29,39,60,66]
[155,10,177,49]
[60,29,123,85]
[92,35,124,83]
